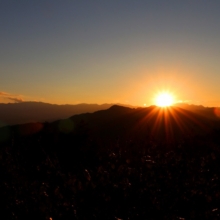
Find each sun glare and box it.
[155,92,174,107]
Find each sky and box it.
[1,0,220,107]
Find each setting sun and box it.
[155,92,174,107]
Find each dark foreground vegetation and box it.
[1,106,220,219]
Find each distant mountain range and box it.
[174,103,220,120]
[1,102,219,128]
[0,102,134,127]
[1,103,220,145]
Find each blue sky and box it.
[1,0,220,106]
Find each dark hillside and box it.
[51,105,219,146]
[1,105,220,219]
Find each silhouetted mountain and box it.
[0,102,118,127]
[1,105,220,219]
[174,103,220,120]
[64,105,220,145]
[1,104,219,145]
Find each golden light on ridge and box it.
[155,92,174,107]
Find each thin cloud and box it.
[0,91,24,103]
[0,91,11,96]
[7,97,24,103]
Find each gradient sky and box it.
[1,0,220,106]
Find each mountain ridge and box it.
[0,102,135,127]
[1,104,220,145]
